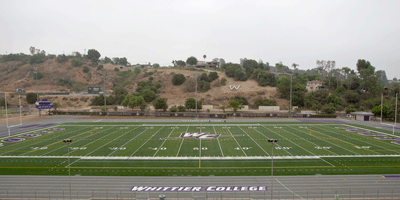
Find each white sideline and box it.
[1,154,400,160]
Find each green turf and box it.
[1,122,400,176]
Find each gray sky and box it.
[1,0,399,79]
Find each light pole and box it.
[268,139,278,200]
[195,73,198,120]
[103,71,107,115]
[63,139,72,200]
[34,67,40,116]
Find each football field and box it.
[1,122,400,176]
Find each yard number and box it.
[315,146,331,150]
[71,147,86,150]
[248,127,257,129]
[299,126,308,128]
[150,147,166,150]
[119,127,128,129]
[32,147,47,150]
[145,127,154,129]
[235,147,250,150]
[193,147,208,150]
[109,147,126,150]
[197,127,206,129]
[274,127,282,129]
[275,147,291,150]
[355,146,370,149]
[93,127,103,129]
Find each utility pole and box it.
[34,67,40,116]
[195,73,198,120]
[104,71,107,115]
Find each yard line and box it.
[199,139,202,157]
[105,127,150,158]
[262,126,338,156]
[260,125,314,155]
[237,126,270,156]
[67,125,143,166]
[290,126,361,155]
[40,126,116,156]
[128,126,166,158]
[225,125,247,156]
[0,126,88,156]
[176,126,189,157]
[213,125,224,157]
[314,125,390,155]
[153,127,176,157]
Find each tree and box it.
[346,104,356,114]
[322,103,336,114]
[316,60,335,90]
[186,56,198,66]
[83,66,89,73]
[101,106,108,111]
[253,97,277,108]
[30,53,46,64]
[87,49,101,63]
[53,102,60,111]
[356,59,375,80]
[29,46,35,55]
[172,74,186,85]
[26,93,38,104]
[103,56,112,64]
[57,54,68,63]
[152,63,160,68]
[219,106,226,113]
[220,78,227,85]
[242,59,259,75]
[203,55,206,61]
[228,100,240,111]
[208,72,219,82]
[112,86,128,105]
[71,58,83,67]
[178,105,186,112]
[233,96,248,105]
[292,63,299,72]
[153,98,168,111]
[185,98,202,111]
[277,76,307,107]
[141,89,157,102]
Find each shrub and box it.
[30,53,46,65]
[57,78,74,88]
[101,106,108,111]
[57,54,68,63]
[233,96,248,105]
[34,72,44,80]
[26,93,37,104]
[71,58,83,67]
[114,67,119,71]
[153,98,168,111]
[322,103,336,114]
[178,105,186,112]
[220,78,227,85]
[253,97,277,108]
[141,89,157,102]
[172,74,186,85]
[169,105,178,112]
[197,81,210,92]
[83,66,89,73]
[346,104,356,114]
[97,65,103,70]
[208,72,219,82]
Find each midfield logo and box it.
[180,132,220,139]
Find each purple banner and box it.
[49,128,65,131]
[375,137,400,141]
[36,131,52,134]
[2,138,25,143]
[391,141,400,145]
[131,186,267,192]
[21,134,40,138]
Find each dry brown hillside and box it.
[0,59,288,108]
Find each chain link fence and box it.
[0,189,398,200]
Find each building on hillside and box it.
[133,64,152,68]
[351,112,374,121]
[306,80,324,92]
[196,61,220,68]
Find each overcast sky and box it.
[1,0,399,79]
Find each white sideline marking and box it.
[93,119,103,122]
[275,178,303,199]
[1,154,399,160]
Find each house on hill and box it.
[196,61,220,68]
[306,80,324,92]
